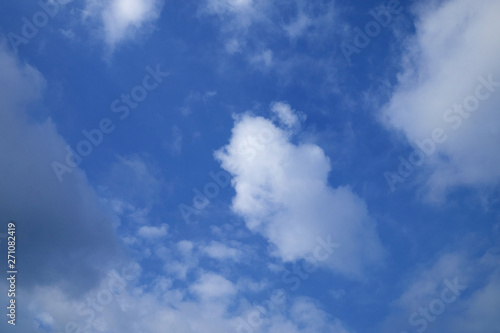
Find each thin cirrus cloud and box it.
[215,102,385,278]
[200,0,339,75]
[380,247,500,333]
[201,0,337,41]
[381,0,500,199]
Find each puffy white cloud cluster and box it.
[381,0,500,199]
[215,103,385,278]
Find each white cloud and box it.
[236,297,353,333]
[250,49,273,69]
[225,38,245,54]
[200,0,340,84]
[167,126,183,155]
[202,0,338,43]
[83,0,164,49]
[236,278,268,293]
[282,0,337,41]
[215,103,384,278]
[270,101,305,129]
[395,252,470,311]
[7,257,354,333]
[288,298,352,333]
[201,241,242,261]
[177,240,194,254]
[190,272,237,300]
[137,223,168,239]
[284,12,312,39]
[165,260,192,280]
[179,90,218,116]
[205,0,254,16]
[449,271,500,333]
[381,0,500,199]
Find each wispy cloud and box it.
[83,0,164,50]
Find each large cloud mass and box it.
[381,0,500,198]
[215,104,384,278]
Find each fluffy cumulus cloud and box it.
[215,102,384,278]
[138,223,168,239]
[189,271,237,300]
[83,0,164,48]
[381,0,500,199]
[3,1,499,331]
[0,240,352,333]
[201,241,242,261]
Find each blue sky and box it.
[0,0,499,332]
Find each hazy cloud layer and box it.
[0,45,121,296]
